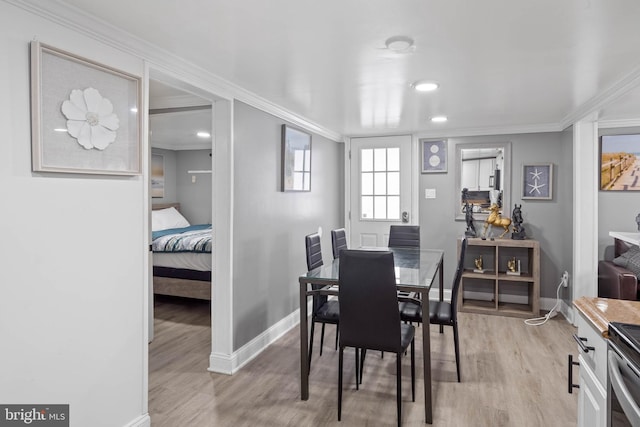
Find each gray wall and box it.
[420,131,574,301]
[151,148,212,224]
[232,101,343,350]
[177,149,213,224]
[598,126,640,259]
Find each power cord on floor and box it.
[524,277,564,326]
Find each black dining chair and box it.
[338,249,415,427]
[305,232,340,369]
[388,225,420,248]
[331,228,348,259]
[400,237,468,382]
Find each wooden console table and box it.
[458,237,540,318]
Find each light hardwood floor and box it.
[149,296,578,426]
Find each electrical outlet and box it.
[561,271,569,287]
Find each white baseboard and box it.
[209,301,313,375]
[124,414,150,427]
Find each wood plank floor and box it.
[149,296,578,426]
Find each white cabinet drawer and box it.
[574,312,607,386]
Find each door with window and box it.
[349,135,413,248]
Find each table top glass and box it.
[299,247,444,291]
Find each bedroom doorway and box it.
[148,77,213,316]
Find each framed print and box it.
[151,154,165,198]
[30,41,142,175]
[600,133,640,191]
[421,139,447,173]
[522,163,553,200]
[281,124,311,192]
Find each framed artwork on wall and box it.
[600,134,640,191]
[421,139,447,173]
[522,163,553,200]
[30,41,142,175]
[151,154,165,198]
[281,124,311,192]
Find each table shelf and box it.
[458,237,540,318]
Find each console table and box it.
[457,237,540,318]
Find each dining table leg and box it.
[300,281,309,400]
[439,256,444,333]
[422,286,432,424]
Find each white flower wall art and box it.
[61,88,120,150]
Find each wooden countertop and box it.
[573,296,640,337]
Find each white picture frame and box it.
[522,163,553,200]
[421,139,447,173]
[30,41,142,175]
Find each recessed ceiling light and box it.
[385,35,414,52]
[413,81,439,92]
[197,131,211,138]
[431,116,448,123]
[53,128,67,132]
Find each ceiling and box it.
[60,0,640,138]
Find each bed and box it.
[152,203,212,300]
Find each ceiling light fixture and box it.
[385,35,414,52]
[197,131,211,138]
[413,81,439,92]
[431,116,448,123]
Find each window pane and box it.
[374,196,386,219]
[361,196,373,219]
[361,149,373,172]
[304,150,310,172]
[294,150,305,171]
[374,148,386,171]
[361,172,373,195]
[387,148,400,171]
[388,172,400,195]
[303,172,310,191]
[293,172,303,189]
[387,196,400,219]
[374,172,386,195]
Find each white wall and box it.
[0,3,148,426]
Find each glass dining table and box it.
[298,247,444,424]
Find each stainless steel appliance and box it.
[607,322,640,426]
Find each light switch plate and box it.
[425,188,436,199]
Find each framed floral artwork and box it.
[30,41,142,175]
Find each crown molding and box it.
[598,119,640,129]
[6,0,343,142]
[560,64,640,129]
[408,122,563,140]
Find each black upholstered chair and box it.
[338,250,415,427]
[331,228,348,259]
[305,232,340,369]
[400,237,468,382]
[388,225,420,248]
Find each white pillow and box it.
[152,207,190,231]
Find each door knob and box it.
[402,211,409,223]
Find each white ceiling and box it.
[60,0,640,138]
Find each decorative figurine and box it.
[474,255,484,273]
[482,203,512,239]
[511,204,527,240]
[462,188,477,238]
[506,257,521,275]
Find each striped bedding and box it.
[152,224,212,253]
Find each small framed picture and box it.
[522,163,553,200]
[281,124,311,191]
[421,139,447,173]
[30,41,142,175]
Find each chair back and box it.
[331,228,348,259]
[305,232,326,312]
[305,232,323,271]
[450,237,468,319]
[388,225,420,248]
[338,250,402,352]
